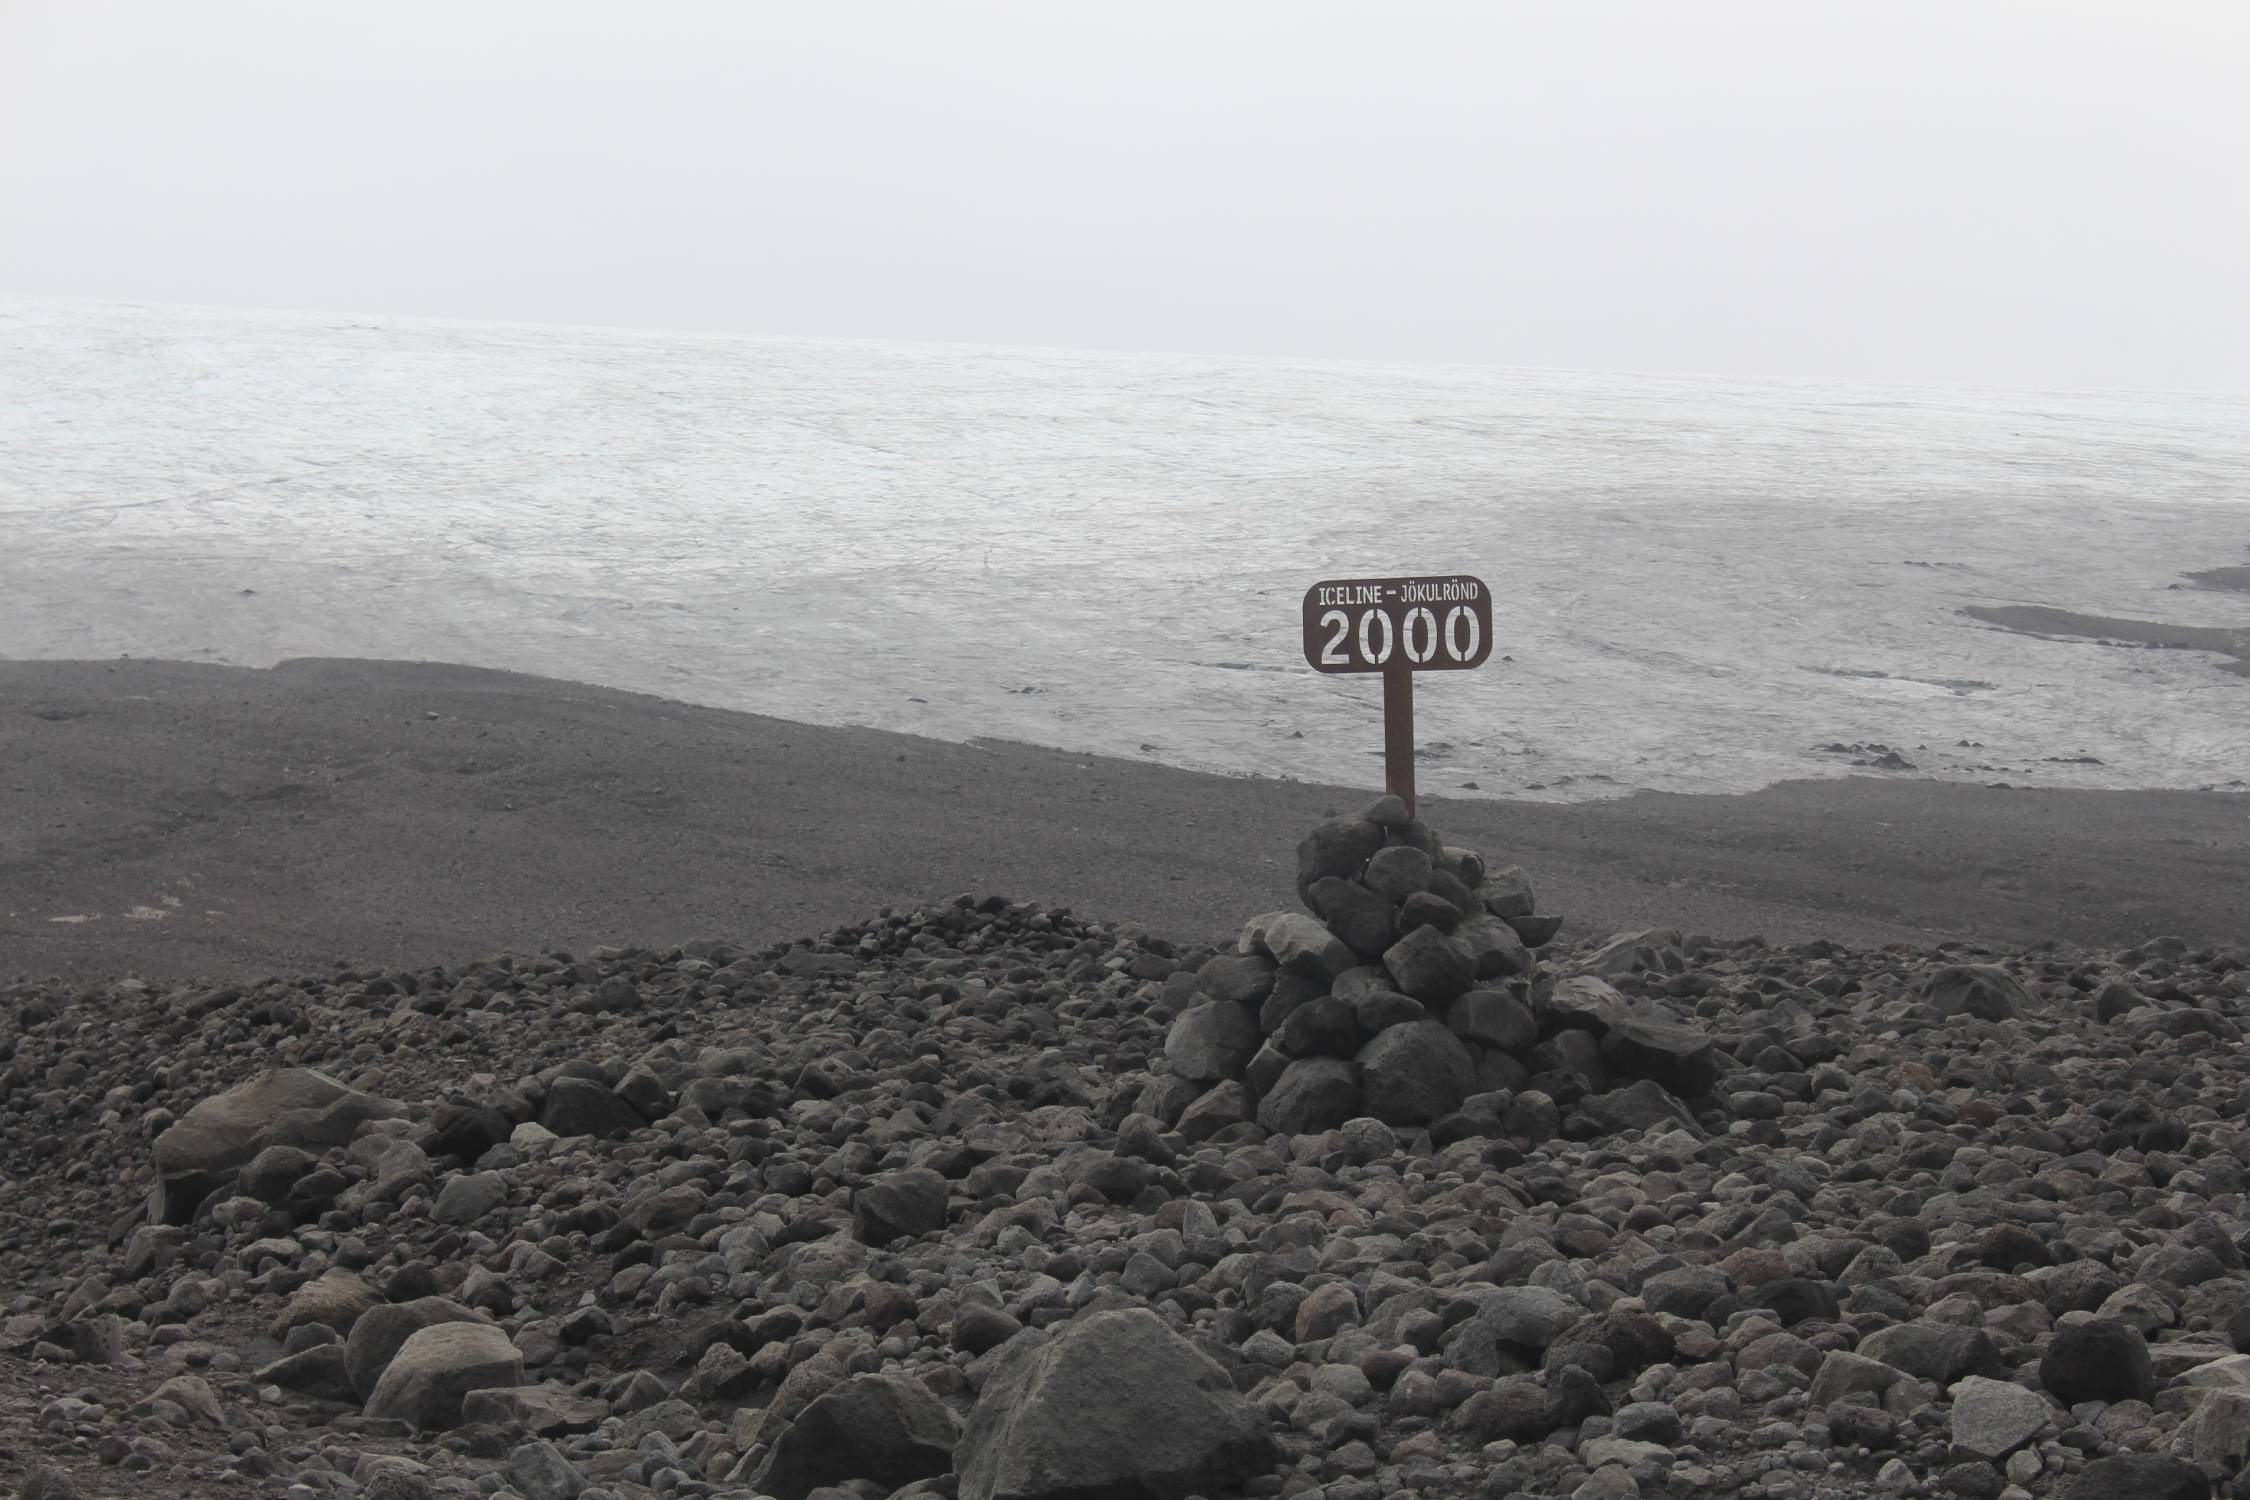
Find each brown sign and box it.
[1301,574,1492,675]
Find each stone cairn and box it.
[1147,794,1720,1144]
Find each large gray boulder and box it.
[150,1068,406,1223]
[2172,1388,2250,1469]
[1948,1375,2049,1462]
[1255,1058,1360,1136]
[1164,1002,1260,1085]
[751,1372,960,1500]
[956,1309,1274,1500]
[363,1321,524,1431]
[346,1297,488,1399]
[1356,1021,1474,1126]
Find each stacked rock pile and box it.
[1150,795,1722,1149]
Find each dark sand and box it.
[3,658,2244,983]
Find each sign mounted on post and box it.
[1301,575,1492,674]
[1301,574,1492,818]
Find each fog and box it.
[4,0,2246,389]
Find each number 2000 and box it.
[1317,605,1481,667]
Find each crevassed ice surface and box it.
[3,299,2245,801]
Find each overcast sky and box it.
[4,1,2246,390]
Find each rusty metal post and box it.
[1382,664,1415,817]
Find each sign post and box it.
[1301,573,1492,818]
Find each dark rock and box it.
[1346,988,1424,1036]
[1256,973,1324,1034]
[1397,890,1462,933]
[1937,1459,2003,1498]
[1305,878,1397,962]
[1361,845,1435,904]
[853,1168,948,1248]
[1641,1266,1730,1321]
[2059,1454,2209,1500]
[2092,979,2145,1022]
[1600,1013,1719,1097]
[1567,1079,1700,1139]
[1752,1279,1841,1327]
[1176,1082,1254,1143]
[1296,818,1385,900]
[537,1078,645,1141]
[1447,988,1537,1051]
[1612,1401,1682,1444]
[752,1372,960,1500]
[255,1343,359,1403]
[1976,1223,2050,1270]
[1256,1058,1361,1136]
[1453,913,1530,979]
[1507,913,1566,948]
[1543,1309,1673,1382]
[1826,1402,1896,1449]
[953,1303,1024,1356]
[2039,1320,2154,1405]
[238,1144,317,1204]
[1243,1041,1291,1098]
[1277,996,1359,1059]
[1381,925,1475,1006]
[1448,1375,1553,1444]
[1355,1021,1474,1126]
[1544,1362,1611,1427]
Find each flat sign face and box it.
[1302,574,1492,674]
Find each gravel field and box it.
[1,659,2246,1500]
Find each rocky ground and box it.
[2,800,2248,1500]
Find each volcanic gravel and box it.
[3,813,2250,1500]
